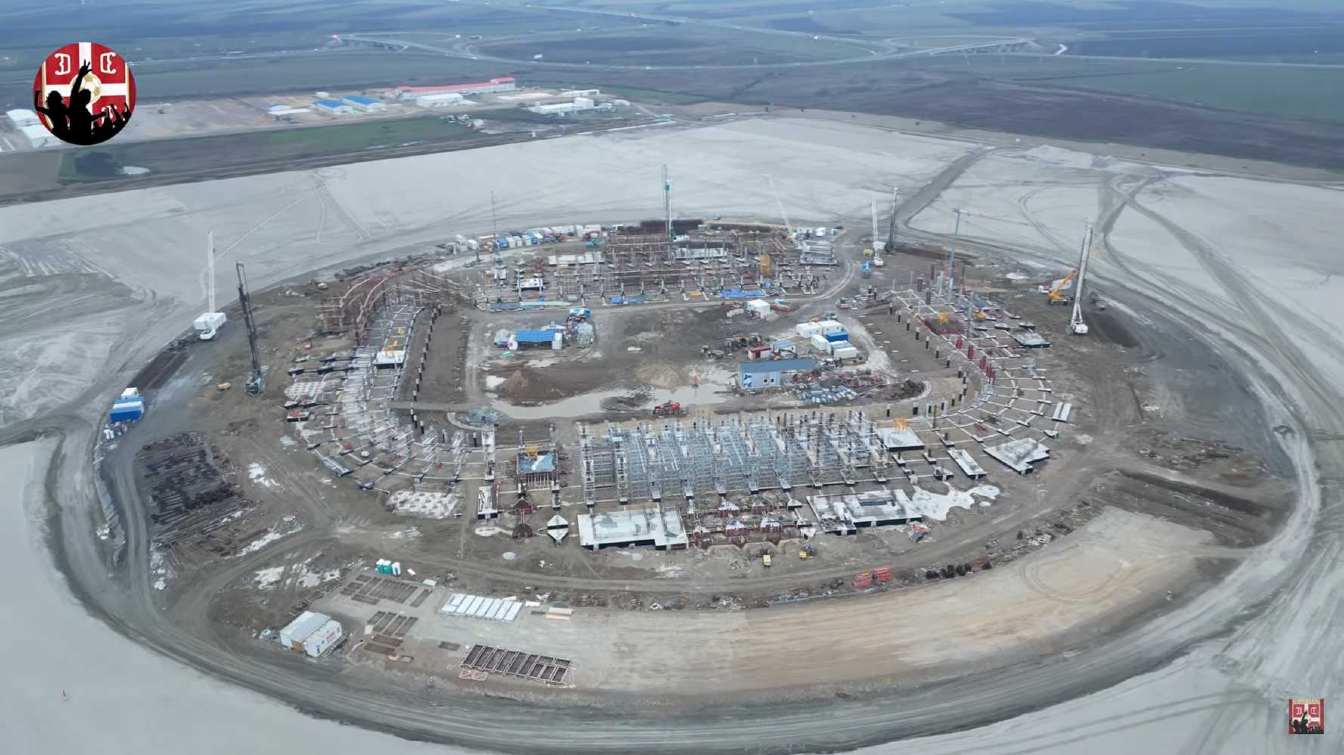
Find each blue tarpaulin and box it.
[720,288,767,300]
[515,330,554,344]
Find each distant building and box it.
[266,104,311,119]
[6,108,39,128]
[527,97,596,115]
[277,611,344,658]
[414,92,465,108]
[341,95,385,112]
[313,98,352,114]
[738,358,817,391]
[19,123,58,148]
[396,77,516,99]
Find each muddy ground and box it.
[98,241,1288,686]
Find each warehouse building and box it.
[396,77,516,99]
[738,358,816,391]
[341,95,386,112]
[528,97,595,115]
[278,611,344,658]
[6,108,39,128]
[414,92,465,108]
[313,98,353,114]
[340,95,383,111]
[266,104,311,119]
[19,124,59,148]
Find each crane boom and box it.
[1070,224,1094,335]
[884,188,899,253]
[236,262,265,395]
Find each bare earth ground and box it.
[318,508,1218,700]
[1,114,1342,753]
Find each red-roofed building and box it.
[395,77,516,99]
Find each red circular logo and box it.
[32,42,136,146]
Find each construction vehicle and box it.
[653,401,687,418]
[1041,269,1076,305]
[799,544,817,560]
[1070,224,1094,335]
[236,262,264,396]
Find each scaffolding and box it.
[576,410,893,506]
[318,268,452,337]
[474,225,824,307]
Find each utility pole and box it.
[206,230,216,313]
[870,200,879,252]
[662,164,673,261]
[949,208,963,300]
[236,262,264,396]
[885,188,899,254]
[490,190,501,268]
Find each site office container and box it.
[301,620,343,658]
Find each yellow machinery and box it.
[1045,270,1076,304]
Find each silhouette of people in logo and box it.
[33,89,70,142]
[33,61,131,146]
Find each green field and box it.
[913,55,1344,124]
[1041,65,1344,123]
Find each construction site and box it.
[92,161,1293,724]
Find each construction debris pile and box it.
[134,432,255,562]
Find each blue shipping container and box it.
[109,400,144,423]
[825,331,849,342]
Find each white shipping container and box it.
[193,311,227,339]
[301,619,344,657]
[795,322,824,339]
[279,610,330,649]
[833,345,860,361]
[810,334,832,355]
